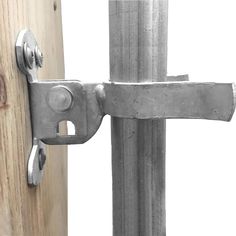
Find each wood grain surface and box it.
[0,1,67,235]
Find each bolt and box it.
[35,46,43,68]
[47,86,73,112]
[23,43,35,69]
[38,148,46,171]
[95,84,106,113]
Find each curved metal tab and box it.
[28,139,45,187]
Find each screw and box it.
[23,43,35,69]
[38,148,46,171]
[35,46,43,68]
[47,86,73,112]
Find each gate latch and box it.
[16,30,236,186]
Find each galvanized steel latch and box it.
[16,30,236,186]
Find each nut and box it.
[35,46,43,68]
[38,148,46,171]
[23,43,34,69]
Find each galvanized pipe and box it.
[109,0,168,235]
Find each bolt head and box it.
[23,43,34,69]
[35,46,43,68]
[47,86,73,112]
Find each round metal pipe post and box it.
[109,0,168,235]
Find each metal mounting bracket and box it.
[16,29,46,186]
[16,29,236,186]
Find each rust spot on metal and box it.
[0,73,7,107]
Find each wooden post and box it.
[0,1,67,235]
[109,0,168,235]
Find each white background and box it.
[61,1,236,235]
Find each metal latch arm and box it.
[29,80,236,145]
[99,82,236,121]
